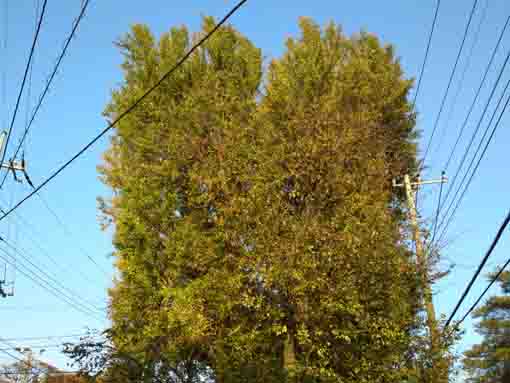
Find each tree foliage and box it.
[93,16,424,382]
[463,271,510,383]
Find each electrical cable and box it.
[430,170,446,246]
[422,0,479,165]
[0,0,48,177]
[455,255,510,329]
[432,0,489,159]
[0,0,249,223]
[435,75,510,244]
[444,210,510,327]
[0,237,102,313]
[437,46,510,218]
[36,192,109,277]
[0,0,90,190]
[412,0,441,107]
[0,246,101,320]
[0,200,104,288]
[443,14,510,171]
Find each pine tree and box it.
[464,271,510,383]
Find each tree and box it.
[463,270,510,383]
[95,16,427,382]
[64,332,213,383]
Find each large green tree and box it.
[463,270,510,383]
[97,16,424,383]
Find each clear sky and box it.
[1,0,509,378]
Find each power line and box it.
[454,255,510,329]
[0,237,102,313]
[0,0,91,190]
[0,344,69,351]
[430,170,446,245]
[421,0,479,165]
[0,245,101,320]
[438,45,510,218]
[0,0,48,177]
[435,75,510,244]
[412,0,441,107]
[0,333,101,342]
[0,200,105,288]
[22,0,42,157]
[432,0,489,159]
[0,248,101,320]
[1,0,8,134]
[0,347,26,364]
[444,210,510,328]
[443,14,510,171]
[0,0,249,223]
[36,192,109,277]
[0,338,49,377]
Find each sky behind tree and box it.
[1,0,510,375]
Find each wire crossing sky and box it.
[1,1,510,374]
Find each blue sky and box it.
[1,0,509,377]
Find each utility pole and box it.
[0,130,34,187]
[393,173,448,381]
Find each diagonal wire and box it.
[412,0,442,108]
[1,0,8,134]
[0,0,90,189]
[422,0,479,165]
[0,0,249,223]
[0,247,101,320]
[0,237,102,314]
[435,78,510,246]
[0,201,104,289]
[429,171,446,246]
[455,255,510,328]
[438,46,510,217]
[443,14,510,171]
[444,210,510,327]
[432,0,489,160]
[0,0,48,177]
[36,192,109,277]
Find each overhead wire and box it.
[421,0,480,165]
[0,200,106,288]
[444,210,510,327]
[0,333,101,342]
[454,255,510,329]
[36,192,109,277]
[436,45,510,223]
[0,0,250,223]
[0,338,48,377]
[435,74,510,245]
[1,0,7,132]
[0,0,91,190]
[22,0,42,157]
[443,14,510,171]
[0,0,48,177]
[411,0,441,108]
[432,0,489,159]
[0,248,102,321]
[0,244,102,320]
[0,236,102,313]
[429,170,445,245]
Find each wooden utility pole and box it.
[394,174,448,381]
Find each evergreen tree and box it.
[464,271,510,383]
[96,16,425,382]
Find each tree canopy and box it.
[92,16,426,383]
[463,270,510,383]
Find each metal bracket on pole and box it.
[0,154,35,188]
[393,175,448,189]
